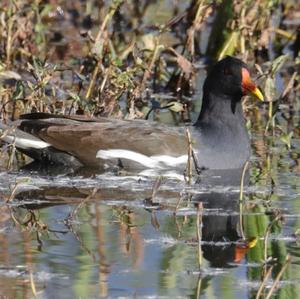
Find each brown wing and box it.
[37,119,188,167]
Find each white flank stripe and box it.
[2,135,50,149]
[96,149,187,169]
[139,169,185,180]
[152,155,188,166]
[97,149,159,168]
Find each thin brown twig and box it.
[140,41,164,92]
[63,189,98,261]
[30,270,38,299]
[175,192,185,213]
[151,177,163,202]
[185,128,193,184]
[240,160,249,201]
[263,214,282,262]
[196,275,202,299]
[6,180,29,203]
[7,136,16,170]
[66,188,98,221]
[86,61,102,99]
[255,265,274,299]
[86,1,123,99]
[196,202,203,269]
[65,219,96,261]
[280,71,297,99]
[94,1,123,45]
[265,255,291,299]
[186,0,209,58]
[129,40,164,115]
[239,160,249,240]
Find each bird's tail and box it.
[0,121,80,167]
[0,121,50,150]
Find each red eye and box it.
[223,68,231,75]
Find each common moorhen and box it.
[0,56,263,171]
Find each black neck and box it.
[194,91,242,127]
[192,92,250,170]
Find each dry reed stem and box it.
[86,61,102,99]
[265,255,291,299]
[263,214,282,261]
[281,71,297,99]
[196,275,202,299]
[185,128,193,184]
[151,177,163,202]
[30,270,38,299]
[240,160,249,201]
[66,187,98,220]
[255,265,274,299]
[239,160,249,240]
[175,192,184,213]
[196,202,203,269]
[86,1,123,99]
[6,180,23,203]
[140,42,164,93]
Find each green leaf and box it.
[40,4,52,17]
[280,132,293,150]
[264,77,277,102]
[34,23,44,33]
[218,31,239,60]
[270,54,290,77]
[167,101,184,113]
[113,57,123,67]
[0,70,21,81]
[140,34,156,51]
[68,92,81,102]
[92,39,104,59]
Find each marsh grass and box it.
[0,0,297,121]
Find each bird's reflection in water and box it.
[14,166,248,271]
[195,192,241,268]
[193,167,248,267]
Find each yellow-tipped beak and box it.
[241,68,264,101]
[249,86,264,101]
